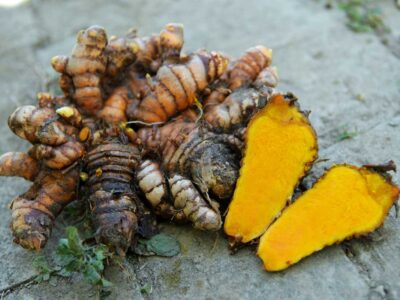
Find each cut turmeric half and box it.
[258,165,400,272]
[224,93,318,244]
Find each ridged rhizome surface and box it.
[0,22,278,253]
[85,142,141,254]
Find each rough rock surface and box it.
[0,0,399,299]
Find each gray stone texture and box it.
[0,0,399,299]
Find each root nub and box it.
[90,190,138,254]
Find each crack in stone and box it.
[374,28,400,60]
[0,275,39,299]
[341,242,391,300]
[128,256,150,300]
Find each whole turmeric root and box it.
[0,93,84,249]
[105,23,184,78]
[227,46,273,90]
[136,118,244,230]
[10,167,80,250]
[84,139,142,254]
[51,26,108,115]
[128,50,229,123]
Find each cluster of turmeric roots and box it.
[0,23,398,271]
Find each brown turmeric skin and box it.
[0,100,84,249]
[130,50,229,123]
[97,86,129,123]
[133,23,184,71]
[105,23,184,78]
[10,167,80,250]
[202,46,278,135]
[104,33,138,79]
[0,152,39,181]
[204,86,272,132]
[8,105,71,145]
[8,103,84,170]
[159,23,184,63]
[137,118,244,230]
[84,140,141,254]
[228,46,272,90]
[51,26,108,115]
[0,116,81,251]
[203,88,231,108]
[28,141,84,170]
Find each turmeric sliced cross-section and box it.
[224,94,318,244]
[258,165,400,272]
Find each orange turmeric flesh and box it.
[258,165,400,272]
[224,94,318,244]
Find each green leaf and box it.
[88,256,105,273]
[140,282,152,295]
[35,226,115,288]
[32,256,52,274]
[32,256,53,283]
[66,226,84,255]
[53,251,68,266]
[56,268,73,278]
[94,245,109,261]
[338,0,387,33]
[336,129,358,141]
[100,278,113,288]
[133,241,150,256]
[43,273,50,281]
[83,264,102,285]
[34,274,49,283]
[135,234,180,257]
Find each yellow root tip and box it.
[56,106,75,118]
[80,172,89,182]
